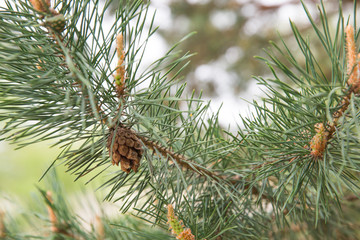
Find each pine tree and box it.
[1,0,360,239]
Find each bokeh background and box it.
[0,0,356,235]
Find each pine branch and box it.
[235,0,360,228]
[2,0,360,239]
[309,24,360,159]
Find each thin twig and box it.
[139,136,223,181]
[138,135,271,201]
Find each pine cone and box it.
[45,14,66,33]
[107,127,143,173]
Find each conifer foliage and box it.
[1,0,360,239]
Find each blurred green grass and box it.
[0,140,99,197]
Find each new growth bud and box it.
[346,25,360,92]
[167,204,195,240]
[114,34,126,97]
[29,0,50,13]
[45,14,66,33]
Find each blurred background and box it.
[0,0,356,235]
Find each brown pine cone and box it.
[107,126,144,173]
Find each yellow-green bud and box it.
[45,14,66,33]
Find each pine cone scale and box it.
[118,145,129,156]
[127,148,138,161]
